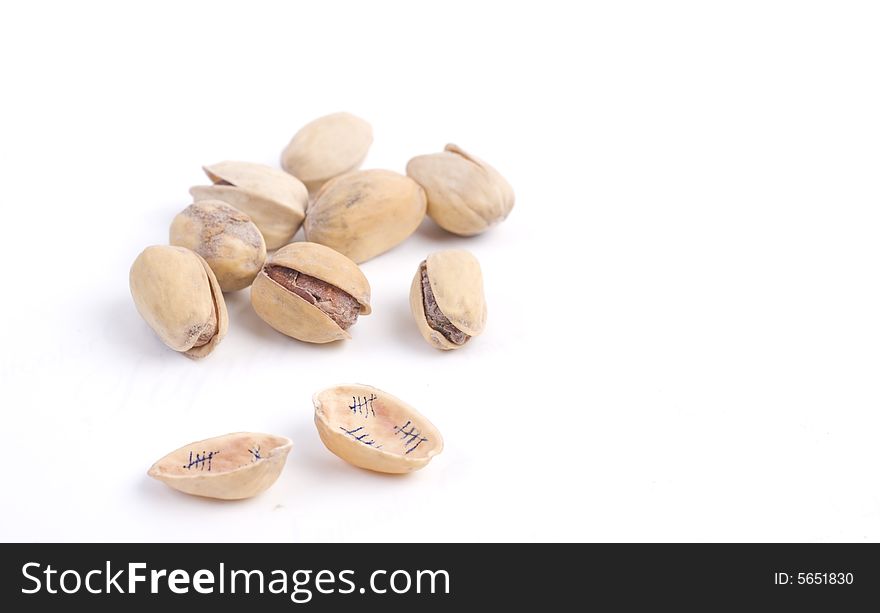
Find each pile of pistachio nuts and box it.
[132,113,514,498]
[129,112,514,356]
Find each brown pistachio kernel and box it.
[419,262,468,345]
[250,242,371,344]
[264,265,360,330]
[409,249,486,351]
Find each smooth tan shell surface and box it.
[250,243,371,343]
[304,169,427,263]
[190,161,307,250]
[313,384,443,474]
[281,112,373,192]
[409,250,487,351]
[148,432,292,500]
[129,246,228,358]
[169,200,267,292]
[406,144,514,236]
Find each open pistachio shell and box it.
[313,384,443,474]
[129,245,228,358]
[304,169,426,263]
[406,144,514,236]
[190,161,308,250]
[409,250,487,351]
[281,112,373,192]
[250,242,371,343]
[169,200,266,292]
[148,432,292,500]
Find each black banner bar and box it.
[1,544,877,610]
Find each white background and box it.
[1,1,878,542]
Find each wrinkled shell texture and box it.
[251,242,371,343]
[406,144,514,236]
[410,249,487,351]
[148,432,292,500]
[129,245,228,358]
[281,112,373,192]
[304,169,427,263]
[169,200,266,292]
[190,161,307,250]
[313,384,443,474]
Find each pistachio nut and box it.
[406,144,514,236]
[129,245,228,358]
[189,161,308,250]
[251,242,371,343]
[169,200,267,292]
[304,169,427,263]
[148,432,292,500]
[281,112,373,192]
[313,384,443,474]
[409,249,487,350]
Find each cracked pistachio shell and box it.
[250,242,371,343]
[129,245,228,358]
[406,144,514,236]
[313,384,443,474]
[409,249,487,351]
[304,169,427,263]
[148,432,292,500]
[189,161,307,250]
[281,112,373,192]
[169,200,267,292]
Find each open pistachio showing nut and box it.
[304,169,427,263]
[313,384,443,474]
[190,161,308,250]
[251,242,371,343]
[129,245,228,358]
[406,144,514,236]
[281,112,373,192]
[148,432,292,500]
[410,249,487,350]
[169,200,266,292]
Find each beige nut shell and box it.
[409,249,487,351]
[250,242,371,343]
[281,112,373,192]
[406,144,514,236]
[190,161,308,250]
[148,432,292,500]
[313,384,443,474]
[129,245,228,358]
[304,169,427,263]
[169,200,267,292]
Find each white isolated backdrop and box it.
[1,1,879,542]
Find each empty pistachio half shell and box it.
[406,144,514,236]
[251,242,371,343]
[313,384,443,474]
[304,169,426,263]
[281,112,373,192]
[129,245,228,358]
[410,249,487,350]
[190,161,308,250]
[148,432,292,500]
[169,200,266,292]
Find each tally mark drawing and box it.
[248,445,262,461]
[339,426,382,448]
[183,450,220,471]
[393,421,428,454]
[348,394,377,417]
